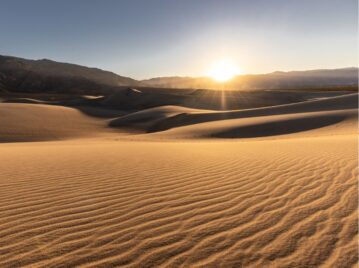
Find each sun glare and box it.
[207,59,240,82]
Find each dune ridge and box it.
[146,93,358,133]
[144,109,356,139]
[108,93,358,139]
[0,93,357,142]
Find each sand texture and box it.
[0,91,357,267]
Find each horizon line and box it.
[1,53,358,81]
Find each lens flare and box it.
[207,59,240,82]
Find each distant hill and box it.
[0,55,140,95]
[0,55,357,95]
[141,68,358,90]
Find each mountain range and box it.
[0,55,357,95]
[143,68,358,90]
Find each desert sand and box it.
[0,91,357,267]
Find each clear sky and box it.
[0,0,357,79]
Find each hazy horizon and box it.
[2,53,358,81]
[1,0,357,79]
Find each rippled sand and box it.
[0,93,357,267]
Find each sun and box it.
[207,59,240,82]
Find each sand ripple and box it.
[0,136,357,267]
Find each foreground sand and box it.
[0,92,357,267]
[0,135,357,267]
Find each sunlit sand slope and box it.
[1,93,357,141]
[145,93,358,133]
[148,109,357,139]
[0,136,357,267]
[109,93,358,139]
[0,103,112,142]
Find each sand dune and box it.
[146,93,358,133]
[100,88,185,110]
[109,106,207,133]
[0,92,357,267]
[108,93,358,139]
[146,109,357,139]
[0,93,357,142]
[3,93,355,141]
[0,103,113,142]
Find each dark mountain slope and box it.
[0,55,139,95]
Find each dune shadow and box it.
[74,106,130,118]
[212,115,347,138]
[149,93,358,133]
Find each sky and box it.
[0,0,357,79]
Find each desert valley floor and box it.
[0,90,357,267]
